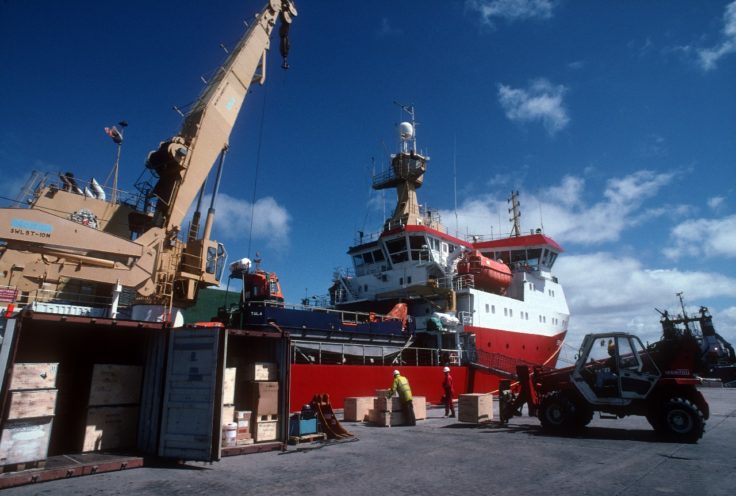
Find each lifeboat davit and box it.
[456,250,512,293]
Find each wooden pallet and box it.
[288,432,326,445]
[0,460,45,474]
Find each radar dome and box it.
[398,122,414,141]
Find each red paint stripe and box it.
[473,233,564,252]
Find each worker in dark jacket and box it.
[388,370,416,426]
[442,366,455,418]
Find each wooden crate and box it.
[223,367,237,405]
[343,397,374,422]
[7,390,58,420]
[0,417,53,465]
[458,393,494,423]
[413,396,427,420]
[222,405,235,424]
[373,396,402,412]
[241,362,277,382]
[253,420,279,443]
[88,364,143,406]
[82,406,139,452]
[9,363,59,390]
[367,409,391,427]
[372,396,425,419]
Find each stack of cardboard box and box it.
[82,364,142,452]
[241,362,279,442]
[0,362,59,468]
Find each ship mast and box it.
[508,190,521,237]
[372,104,429,230]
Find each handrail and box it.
[291,340,467,367]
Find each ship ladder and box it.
[154,242,182,322]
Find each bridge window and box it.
[386,238,409,264]
[409,235,427,261]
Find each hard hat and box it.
[393,370,400,376]
[443,366,450,373]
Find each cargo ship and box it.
[211,108,570,409]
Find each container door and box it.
[158,327,223,461]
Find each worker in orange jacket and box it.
[442,366,455,418]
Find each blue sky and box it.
[1,0,735,348]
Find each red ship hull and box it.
[289,328,566,409]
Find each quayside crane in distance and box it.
[0,0,298,323]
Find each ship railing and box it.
[457,311,473,326]
[252,300,400,325]
[1,286,134,317]
[449,274,475,291]
[470,349,553,377]
[20,170,144,209]
[291,341,472,367]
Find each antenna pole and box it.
[453,134,458,237]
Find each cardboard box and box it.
[7,390,58,420]
[247,381,279,416]
[343,397,374,422]
[88,364,143,406]
[458,393,493,423]
[9,363,59,390]
[0,417,53,465]
[223,367,237,405]
[235,410,252,422]
[254,420,278,442]
[82,406,139,452]
[223,405,235,423]
[242,362,277,381]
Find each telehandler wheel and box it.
[574,404,594,428]
[539,392,578,432]
[658,397,705,443]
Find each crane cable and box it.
[247,83,269,258]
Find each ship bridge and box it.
[472,232,563,275]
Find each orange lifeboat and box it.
[456,250,512,293]
[243,269,284,302]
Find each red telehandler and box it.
[499,331,709,443]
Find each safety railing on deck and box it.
[469,349,553,377]
[1,286,134,318]
[291,340,469,367]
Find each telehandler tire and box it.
[658,397,705,443]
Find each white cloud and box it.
[195,193,291,251]
[695,0,736,70]
[442,170,676,245]
[708,196,725,210]
[466,0,555,26]
[663,214,736,260]
[556,252,736,345]
[497,79,569,135]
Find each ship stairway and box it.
[469,349,552,379]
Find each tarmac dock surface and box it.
[4,388,735,496]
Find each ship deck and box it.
[2,387,733,495]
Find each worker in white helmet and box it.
[387,370,416,426]
[441,366,455,418]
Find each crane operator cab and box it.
[205,242,227,284]
[574,333,660,402]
